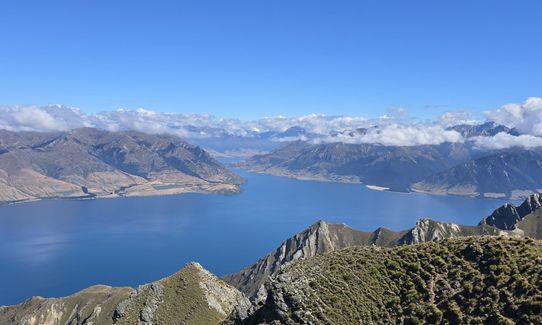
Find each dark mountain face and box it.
[480,193,542,229]
[447,121,520,137]
[239,141,475,191]
[0,128,243,203]
[239,133,542,199]
[412,149,542,198]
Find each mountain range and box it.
[239,124,542,199]
[2,194,541,324]
[0,128,243,204]
[3,108,542,200]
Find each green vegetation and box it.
[152,184,185,190]
[154,265,227,325]
[245,237,542,324]
[116,264,227,325]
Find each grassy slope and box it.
[115,264,228,325]
[241,237,542,324]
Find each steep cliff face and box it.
[223,221,382,301]
[0,128,243,204]
[0,263,250,325]
[480,193,542,230]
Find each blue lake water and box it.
[0,170,511,305]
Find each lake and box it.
[0,170,511,305]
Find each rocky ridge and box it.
[224,214,526,302]
[225,195,542,302]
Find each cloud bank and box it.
[1,97,542,149]
[484,97,542,136]
[316,124,464,147]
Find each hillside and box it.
[229,236,542,324]
[0,262,250,325]
[238,141,473,191]
[224,219,512,302]
[412,149,542,199]
[0,128,243,204]
[239,135,542,199]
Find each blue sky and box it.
[0,0,540,119]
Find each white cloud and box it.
[472,132,542,150]
[1,106,69,131]
[316,124,464,146]
[484,97,542,135]
[1,98,542,150]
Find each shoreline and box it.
[240,168,520,201]
[0,184,242,207]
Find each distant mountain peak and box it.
[447,122,520,137]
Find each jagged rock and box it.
[480,193,542,229]
[223,220,384,301]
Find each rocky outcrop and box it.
[0,285,132,325]
[0,263,249,325]
[224,217,521,302]
[223,221,385,302]
[398,218,509,244]
[0,128,243,204]
[480,193,542,230]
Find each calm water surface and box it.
[0,170,511,305]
